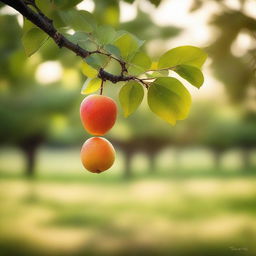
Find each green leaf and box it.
[158,46,207,69]
[81,61,98,78]
[35,0,54,16]
[128,52,151,75]
[94,25,116,45]
[85,54,109,69]
[114,30,127,40]
[147,70,169,78]
[148,77,191,125]
[81,78,101,94]
[104,59,121,75]
[104,44,121,58]
[119,81,144,117]
[59,10,95,32]
[113,32,144,60]
[23,18,34,35]
[22,28,48,57]
[70,31,89,43]
[174,64,204,88]
[65,31,93,50]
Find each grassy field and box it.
[0,147,256,255]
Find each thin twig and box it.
[100,80,104,95]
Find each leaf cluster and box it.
[21,0,207,125]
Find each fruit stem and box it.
[100,80,104,95]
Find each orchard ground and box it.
[0,147,256,256]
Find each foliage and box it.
[148,77,192,125]
[0,13,78,174]
[191,0,256,104]
[19,1,207,125]
[120,9,181,43]
[119,81,144,117]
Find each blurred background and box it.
[0,0,256,255]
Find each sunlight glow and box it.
[231,32,252,57]
[244,0,256,18]
[140,0,229,100]
[225,0,240,10]
[0,5,18,15]
[77,0,95,12]
[144,0,219,46]
[36,61,63,84]
[120,1,137,23]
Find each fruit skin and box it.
[80,94,117,136]
[81,137,115,173]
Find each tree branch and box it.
[0,0,136,85]
[98,69,134,83]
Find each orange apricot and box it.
[80,94,117,136]
[80,137,115,173]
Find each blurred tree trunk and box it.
[23,146,37,177]
[148,152,156,173]
[241,148,251,171]
[173,147,182,172]
[213,149,223,171]
[19,135,44,177]
[124,152,133,179]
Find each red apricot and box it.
[80,137,115,173]
[80,94,117,136]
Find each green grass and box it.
[0,176,256,256]
[0,147,256,255]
